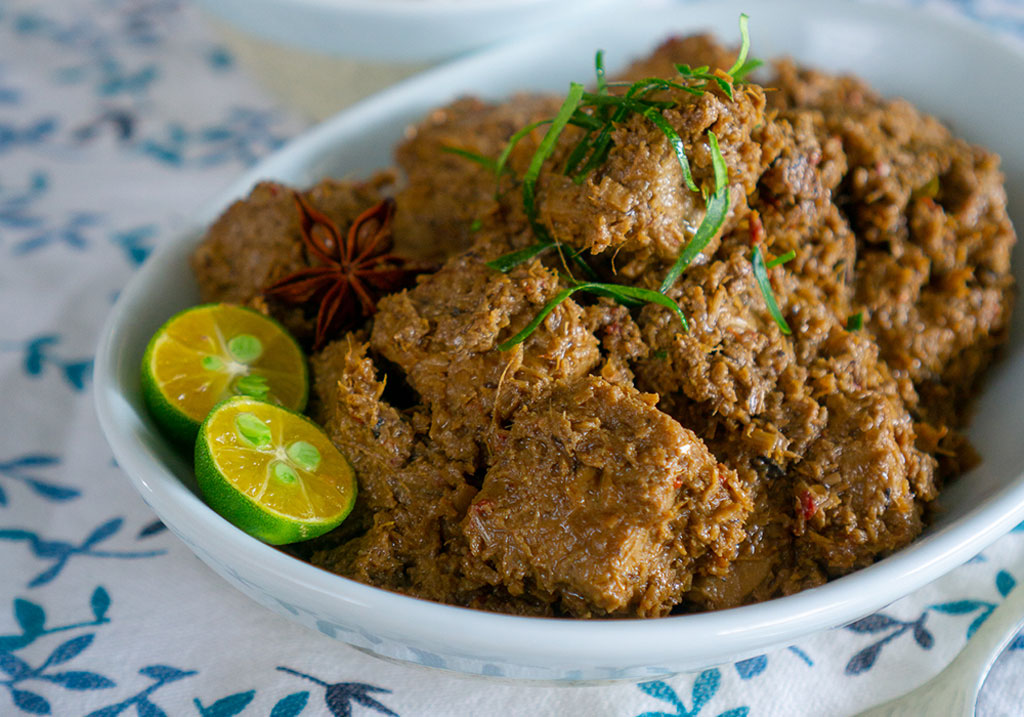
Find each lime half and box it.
[194,396,356,544]
[140,303,308,446]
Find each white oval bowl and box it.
[96,0,1024,682]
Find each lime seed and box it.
[202,355,224,371]
[272,461,298,484]
[228,334,263,363]
[287,440,321,472]
[236,412,272,448]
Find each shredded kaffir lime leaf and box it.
[675,63,734,99]
[727,14,754,79]
[912,175,940,200]
[498,281,687,351]
[491,114,602,190]
[458,15,762,341]
[622,77,706,98]
[522,82,586,242]
[485,240,555,272]
[493,119,550,182]
[660,131,729,292]
[486,241,594,279]
[674,12,756,96]
[640,104,698,192]
[766,249,796,269]
[595,50,608,96]
[440,146,502,174]
[731,57,764,83]
[563,92,697,189]
[750,245,792,335]
[846,312,864,331]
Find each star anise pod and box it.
[263,192,420,350]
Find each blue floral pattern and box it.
[636,670,749,717]
[0,454,79,507]
[1,0,1022,714]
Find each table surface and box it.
[2,0,1024,715]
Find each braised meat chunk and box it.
[370,248,601,469]
[306,337,477,604]
[770,58,1016,430]
[462,376,751,617]
[393,94,564,263]
[537,80,767,279]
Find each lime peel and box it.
[140,303,308,447]
[195,396,356,545]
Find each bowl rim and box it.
[95,0,1024,671]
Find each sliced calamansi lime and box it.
[194,396,356,544]
[140,303,307,446]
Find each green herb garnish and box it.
[493,119,550,182]
[673,12,756,98]
[726,14,754,79]
[498,281,687,351]
[640,104,699,192]
[846,312,864,331]
[595,50,608,96]
[621,77,707,98]
[675,63,733,99]
[485,13,758,275]
[563,93,698,189]
[485,241,596,278]
[455,15,761,346]
[912,175,940,200]
[659,131,729,292]
[522,82,586,241]
[750,245,792,335]
[489,114,607,186]
[766,249,796,269]
[440,146,502,174]
[485,240,555,272]
[731,57,764,83]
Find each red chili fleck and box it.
[800,490,817,520]
[491,430,509,450]
[604,321,621,336]
[749,212,765,247]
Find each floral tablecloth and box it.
[2,0,1024,715]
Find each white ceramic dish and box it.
[96,0,1024,682]
[191,0,623,62]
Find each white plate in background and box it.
[190,0,625,61]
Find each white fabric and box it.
[1,1,1022,715]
